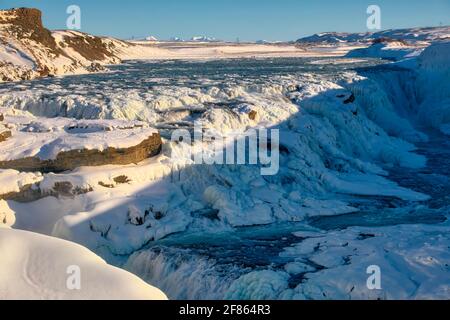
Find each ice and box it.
[125,247,245,300]
[346,42,423,61]
[297,27,450,44]
[414,42,450,132]
[280,222,450,300]
[1,42,449,300]
[225,270,290,300]
[1,58,434,258]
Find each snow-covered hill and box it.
[0,226,167,300]
[0,8,134,82]
[346,39,423,61]
[297,26,450,44]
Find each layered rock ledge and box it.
[0,112,162,173]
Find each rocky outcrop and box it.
[0,113,11,142]
[0,183,42,202]
[0,130,11,142]
[2,8,61,55]
[248,110,258,120]
[0,8,131,82]
[0,132,162,173]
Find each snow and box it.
[0,228,167,300]
[396,41,450,133]
[297,26,450,44]
[123,42,350,61]
[0,42,35,67]
[1,64,431,257]
[0,18,449,300]
[0,200,15,227]
[191,36,218,42]
[126,219,450,300]
[52,179,192,255]
[0,114,158,161]
[277,222,450,300]
[0,169,42,195]
[346,42,423,61]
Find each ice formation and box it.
[0,13,448,299]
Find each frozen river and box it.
[3,57,449,300]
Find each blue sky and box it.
[1,0,449,41]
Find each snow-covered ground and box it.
[346,41,423,61]
[0,226,167,300]
[0,7,449,300]
[126,41,358,60]
[297,26,450,44]
[0,109,158,162]
[1,42,449,299]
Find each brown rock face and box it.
[248,110,258,121]
[0,7,126,82]
[64,33,119,62]
[0,130,11,142]
[0,183,42,202]
[2,8,61,56]
[0,133,162,173]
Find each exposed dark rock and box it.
[2,8,61,56]
[98,181,115,189]
[86,62,106,73]
[113,175,131,184]
[344,93,356,104]
[372,37,408,45]
[0,132,162,173]
[0,183,42,202]
[248,110,258,121]
[0,130,11,142]
[63,33,120,62]
[0,8,128,83]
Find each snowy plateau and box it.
[0,8,449,300]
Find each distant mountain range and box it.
[297,26,450,44]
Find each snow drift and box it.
[0,227,167,300]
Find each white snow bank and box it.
[52,179,192,255]
[0,228,167,300]
[417,41,450,71]
[0,42,35,67]
[0,115,158,161]
[0,200,15,227]
[346,42,423,61]
[0,169,43,195]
